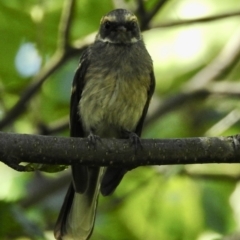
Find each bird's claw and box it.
[127,131,143,152]
[88,132,101,149]
[122,129,142,151]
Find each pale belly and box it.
[79,75,149,138]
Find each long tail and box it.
[54,167,104,240]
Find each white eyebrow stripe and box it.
[101,15,117,23]
[124,14,137,22]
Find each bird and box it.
[54,8,155,240]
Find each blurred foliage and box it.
[1,0,240,239]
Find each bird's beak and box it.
[117,26,127,32]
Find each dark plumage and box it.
[54,8,155,240]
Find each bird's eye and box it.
[129,20,137,28]
[104,21,111,29]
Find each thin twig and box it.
[142,0,170,29]
[153,9,240,28]
[58,0,75,50]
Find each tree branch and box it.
[0,132,240,170]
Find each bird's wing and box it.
[70,49,92,194]
[70,49,90,138]
[135,70,155,136]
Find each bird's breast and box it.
[79,68,150,137]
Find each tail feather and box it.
[54,184,74,240]
[54,167,104,240]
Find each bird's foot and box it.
[123,130,142,152]
[87,131,101,149]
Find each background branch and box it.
[146,26,240,126]
[139,0,170,30]
[142,0,170,29]
[153,9,240,28]
[58,0,75,50]
[0,0,78,130]
[19,173,70,208]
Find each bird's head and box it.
[96,9,142,44]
